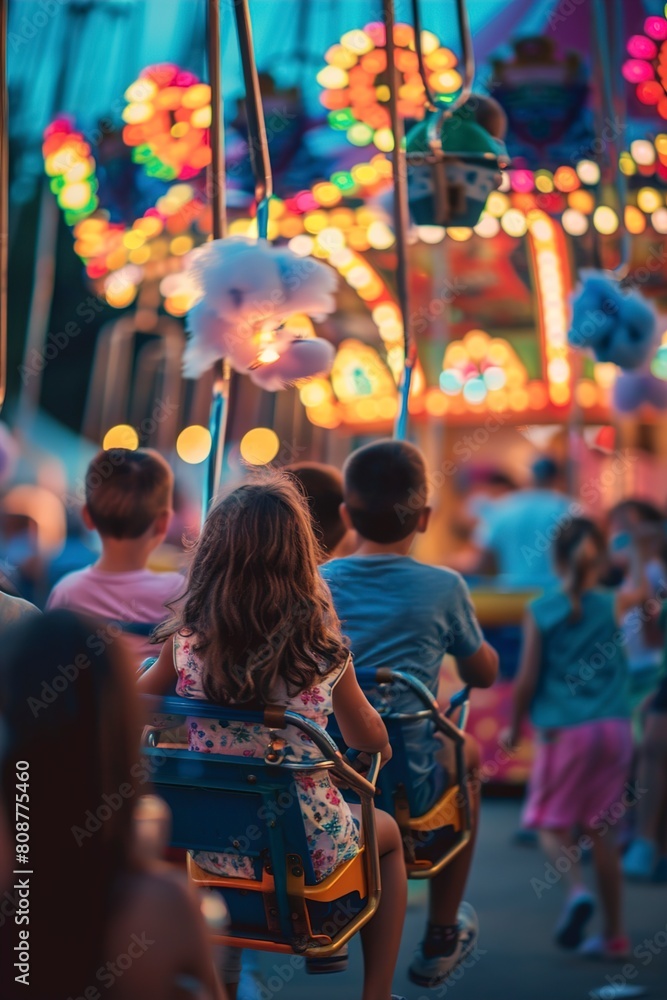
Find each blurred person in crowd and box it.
[505,519,648,958]
[43,509,97,592]
[623,615,667,882]
[0,508,40,603]
[450,467,517,574]
[0,610,224,999]
[618,501,667,881]
[606,500,667,698]
[322,440,498,987]
[285,461,355,561]
[0,587,39,632]
[46,449,183,663]
[476,456,572,590]
[0,569,39,631]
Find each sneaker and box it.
[408,902,479,987]
[305,945,349,974]
[622,838,657,881]
[579,934,631,960]
[652,855,667,883]
[554,890,595,949]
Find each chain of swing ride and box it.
[202,0,481,510]
[203,0,274,516]
[387,0,476,440]
[0,0,7,415]
[565,0,627,496]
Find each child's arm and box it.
[331,660,392,764]
[505,610,541,747]
[456,641,498,689]
[137,635,177,695]
[448,575,499,688]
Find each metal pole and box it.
[0,0,7,413]
[203,0,229,520]
[208,0,226,240]
[383,0,415,440]
[17,183,59,421]
[592,0,628,276]
[234,0,273,238]
[232,0,276,432]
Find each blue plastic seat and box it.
[140,695,382,958]
[337,670,472,879]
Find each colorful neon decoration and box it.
[318,22,462,151]
[42,43,664,428]
[439,330,528,409]
[42,65,212,310]
[528,210,573,409]
[623,9,667,117]
[43,119,99,225]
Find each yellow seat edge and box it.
[410,785,464,833]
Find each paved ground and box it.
[248,799,667,1000]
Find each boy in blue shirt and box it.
[321,439,498,986]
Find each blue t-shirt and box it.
[321,555,483,810]
[529,588,630,729]
[482,489,574,590]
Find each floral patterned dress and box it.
[173,631,360,882]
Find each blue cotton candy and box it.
[568,271,656,371]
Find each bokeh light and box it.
[593,206,619,234]
[102,425,139,450]
[176,425,212,464]
[239,428,280,466]
[561,209,588,236]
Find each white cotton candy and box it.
[182,236,338,387]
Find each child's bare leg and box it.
[428,733,480,927]
[538,828,586,893]
[351,806,407,1000]
[585,826,625,940]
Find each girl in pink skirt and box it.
[505,518,647,959]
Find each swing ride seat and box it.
[140,695,382,958]
[339,670,472,879]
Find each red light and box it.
[637,80,663,104]
[87,261,108,279]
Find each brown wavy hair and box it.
[157,473,348,703]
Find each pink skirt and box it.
[522,718,633,830]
